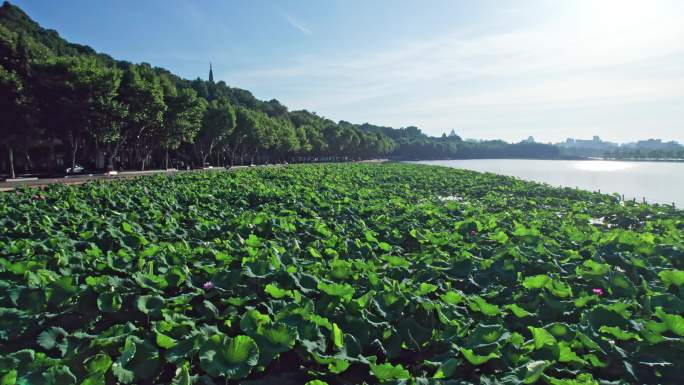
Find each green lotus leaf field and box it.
[1,163,683,384]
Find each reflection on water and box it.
[412,159,684,207]
[571,161,634,172]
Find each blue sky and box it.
[13,0,684,143]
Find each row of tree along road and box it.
[0,2,567,180]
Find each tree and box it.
[294,125,311,155]
[190,77,208,99]
[195,97,235,166]
[232,107,275,165]
[337,126,360,158]
[31,57,88,173]
[32,56,125,172]
[271,118,300,162]
[114,63,165,170]
[0,27,30,178]
[161,87,206,168]
[0,65,31,178]
[78,59,126,170]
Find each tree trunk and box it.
[206,140,216,167]
[95,144,105,169]
[110,141,127,171]
[165,149,169,169]
[71,143,78,174]
[106,142,119,171]
[48,132,57,172]
[144,150,153,171]
[24,152,31,172]
[8,147,15,179]
[107,152,116,171]
[67,130,79,174]
[141,150,152,171]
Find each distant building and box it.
[557,136,683,158]
[556,136,619,157]
[558,136,618,150]
[447,129,462,141]
[622,139,682,150]
[522,136,535,143]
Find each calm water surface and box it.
[412,159,684,207]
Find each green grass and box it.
[1,163,683,384]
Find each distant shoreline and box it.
[401,157,684,163]
[597,157,684,163]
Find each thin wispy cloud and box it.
[284,14,311,35]
[227,0,684,142]
[17,0,682,143]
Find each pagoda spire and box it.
[209,62,214,83]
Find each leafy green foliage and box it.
[369,360,410,381]
[0,163,683,384]
[199,334,259,379]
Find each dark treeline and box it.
[604,148,684,160]
[395,137,560,160]
[0,2,559,178]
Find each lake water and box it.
[412,159,684,207]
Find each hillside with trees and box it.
[0,2,561,178]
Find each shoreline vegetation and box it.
[4,155,684,186]
[600,157,684,163]
[1,2,682,181]
[1,163,682,384]
[4,151,684,183]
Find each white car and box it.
[65,164,84,174]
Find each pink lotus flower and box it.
[203,281,214,290]
[470,230,477,236]
[592,288,604,296]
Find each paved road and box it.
[0,160,388,192]
[0,166,252,191]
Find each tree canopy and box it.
[0,1,563,175]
